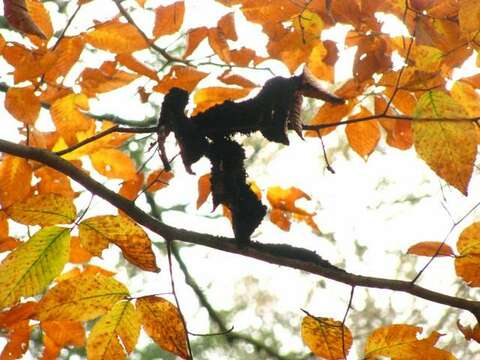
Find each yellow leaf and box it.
[267,186,312,216]
[7,193,76,226]
[0,155,32,208]
[193,86,251,114]
[413,90,476,195]
[301,316,352,360]
[90,148,137,181]
[85,20,149,54]
[154,65,208,93]
[196,173,211,209]
[5,87,40,125]
[407,241,454,257]
[0,320,31,360]
[451,81,480,117]
[37,273,129,321]
[87,301,140,360]
[455,222,480,287]
[345,107,380,159]
[0,227,70,308]
[412,45,443,73]
[292,9,324,42]
[153,1,185,38]
[136,296,189,359]
[50,93,94,146]
[364,324,456,359]
[79,215,158,272]
[146,170,174,192]
[41,320,85,360]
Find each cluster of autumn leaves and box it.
[0,0,480,358]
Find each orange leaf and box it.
[5,87,40,125]
[0,238,21,253]
[146,170,174,192]
[305,101,356,137]
[80,64,140,97]
[119,173,144,201]
[154,66,208,93]
[269,208,290,231]
[455,222,480,287]
[0,320,31,360]
[4,0,47,39]
[35,167,75,199]
[217,12,237,41]
[3,44,58,83]
[301,315,352,360]
[0,302,37,328]
[153,1,185,38]
[457,321,480,343]
[196,173,211,209]
[85,20,149,54]
[407,241,455,256]
[69,236,93,264]
[345,107,380,159]
[218,71,257,88]
[183,27,208,58]
[407,241,454,257]
[41,321,85,360]
[0,212,8,241]
[229,47,265,66]
[50,93,94,146]
[136,296,189,359]
[193,86,251,114]
[116,54,159,80]
[90,148,137,181]
[0,155,32,208]
[208,27,231,63]
[44,36,85,84]
[364,324,455,359]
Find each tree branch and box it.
[1,139,480,321]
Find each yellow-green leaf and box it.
[0,227,70,309]
[7,193,76,226]
[37,273,129,321]
[79,215,158,272]
[136,296,189,359]
[455,222,480,287]
[413,91,476,195]
[87,301,140,360]
[301,316,352,360]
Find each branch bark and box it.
[1,139,480,321]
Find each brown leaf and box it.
[146,170,174,192]
[0,302,37,329]
[457,321,480,343]
[4,0,47,39]
[183,27,208,59]
[196,173,211,209]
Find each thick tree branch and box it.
[1,139,480,321]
